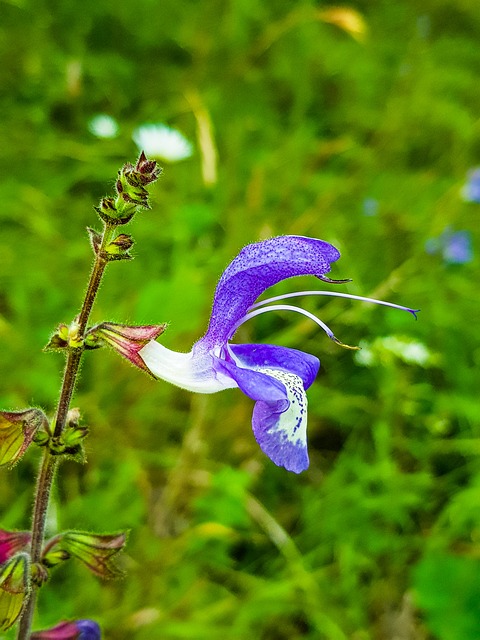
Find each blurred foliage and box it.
[0,0,480,638]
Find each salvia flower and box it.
[0,530,31,564]
[0,553,29,631]
[0,408,49,467]
[134,235,417,474]
[31,619,101,640]
[425,227,473,265]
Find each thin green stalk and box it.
[16,223,115,640]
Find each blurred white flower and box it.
[355,336,434,367]
[132,123,193,162]
[88,114,119,139]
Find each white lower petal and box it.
[138,341,238,393]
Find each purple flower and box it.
[462,167,480,203]
[138,236,417,474]
[442,230,473,264]
[31,619,101,640]
[426,228,473,265]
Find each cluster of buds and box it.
[37,408,89,457]
[0,527,126,632]
[0,405,89,463]
[94,151,161,226]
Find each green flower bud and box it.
[45,321,83,351]
[47,410,88,457]
[41,549,70,568]
[105,234,134,261]
[62,425,89,450]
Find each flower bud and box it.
[48,410,88,457]
[0,408,49,466]
[48,531,127,580]
[34,430,51,447]
[41,549,70,568]
[94,153,160,225]
[0,553,30,630]
[0,530,31,564]
[45,321,82,351]
[104,234,134,261]
[61,424,89,452]
[86,322,167,374]
[134,150,162,185]
[31,619,101,639]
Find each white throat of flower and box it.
[139,341,237,394]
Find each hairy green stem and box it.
[16,224,114,640]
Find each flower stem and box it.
[16,223,115,640]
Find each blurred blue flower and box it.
[461,167,480,203]
[362,198,378,217]
[426,228,473,265]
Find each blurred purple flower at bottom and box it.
[461,167,480,203]
[31,619,100,640]
[426,228,473,265]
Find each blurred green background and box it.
[1,0,479,638]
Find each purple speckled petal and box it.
[228,343,320,389]
[213,355,310,473]
[252,368,309,473]
[199,236,340,349]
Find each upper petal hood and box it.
[198,236,340,349]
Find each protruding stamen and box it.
[250,290,419,318]
[232,304,359,349]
